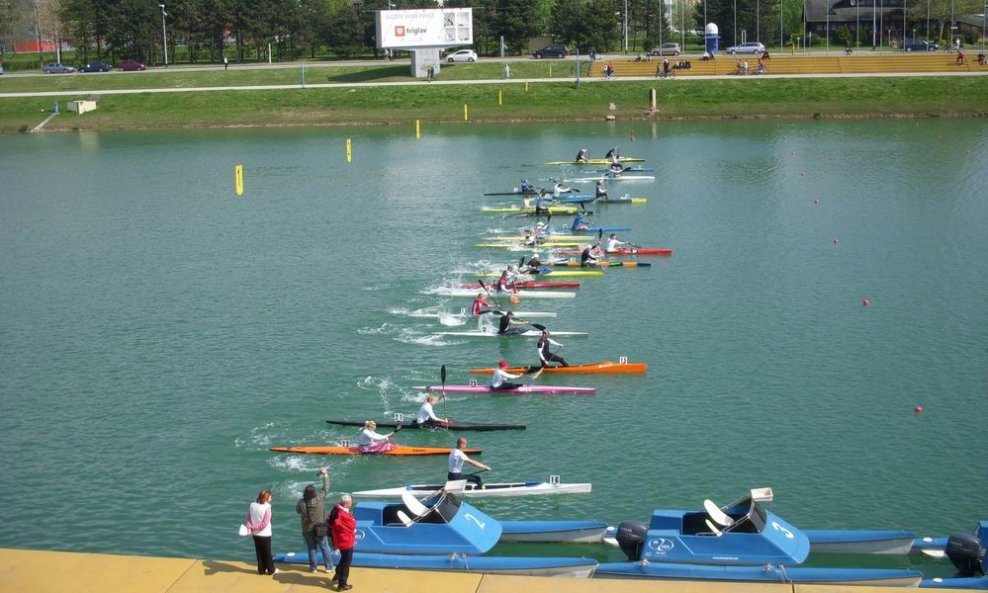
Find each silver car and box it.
[725,42,766,55]
[649,43,682,56]
[42,62,75,74]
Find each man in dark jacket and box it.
[296,467,334,573]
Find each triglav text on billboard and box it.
[376,8,473,49]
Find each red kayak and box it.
[458,281,580,289]
[555,247,673,256]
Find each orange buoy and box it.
[509,296,520,304]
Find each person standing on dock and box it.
[245,489,278,576]
[448,437,491,487]
[296,467,334,574]
[329,494,356,591]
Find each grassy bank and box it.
[1,72,986,133]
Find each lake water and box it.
[1,120,986,565]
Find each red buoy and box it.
[814,198,819,205]
[862,299,870,307]
[914,405,924,414]
[833,238,839,245]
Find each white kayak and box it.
[353,477,592,499]
[564,175,655,183]
[434,329,588,337]
[427,288,575,299]
[404,309,557,319]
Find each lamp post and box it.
[624,0,629,53]
[159,3,168,66]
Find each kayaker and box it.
[552,182,568,198]
[523,254,542,275]
[415,394,449,428]
[534,191,551,216]
[537,329,569,367]
[358,420,397,453]
[606,233,629,252]
[609,162,626,174]
[575,148,589,163]
[520,179,533,193]
[448,437,491,487]
[471,293,491,315]
[571,212,592,231]
[329,494,356,591]
[497,312,529,336]
[496,269,517,293]
[581,243,602,265]
[595,179,608,200]
[605,146,619,160]
[295,467,334,574]
[491,358,525,389]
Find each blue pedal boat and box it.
[596,486,923,585]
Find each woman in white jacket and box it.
[246,489,278,576]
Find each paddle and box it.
[440,364,449,426]
[476,278,503,311]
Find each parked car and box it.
[649,42,682,56]
[119,59,147,71]
[902,39,938,52]
[79,61,112,72]
[725,42,766,55]
[42,62,75,74]
[445,49,478,63]
[533,44,569,59]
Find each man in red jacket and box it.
[330,494,356,591]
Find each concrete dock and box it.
[0,548,952,593]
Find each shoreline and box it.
[2,75,987,134]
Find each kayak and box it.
[545,260,651,268]
[564,175,655,183]
[556,247,673,256]
[412,384,596,395]
[545,157,645,165]
[481,205,579,215]
[475,269,603,278]
[483,235,598,242]
[326,419,526,431]
[428,288,576,299]
[459,281,580,289]
[435,330,588,338]
[469,360,648,374]
[596,196,648,205]
[475,241,587,248]
[404,309,557,319]
[353,479,592,499]
[269,445,480,456]
[586,165,654,173]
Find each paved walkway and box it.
[0,547,967,593]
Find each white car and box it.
[446,49,478,63]
[725,42,766,55]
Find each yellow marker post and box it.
[416,119,421,139]
[234,164,244,196]
[525,81,529,92]
[498,90,503,106]
[463,104,468,121]
[549,63,552,77]
[346,138,352,163]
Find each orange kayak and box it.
[269,445,480,456]
[468,360,647,375]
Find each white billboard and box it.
[376,8,473,49]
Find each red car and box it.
[119,59,147,71]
